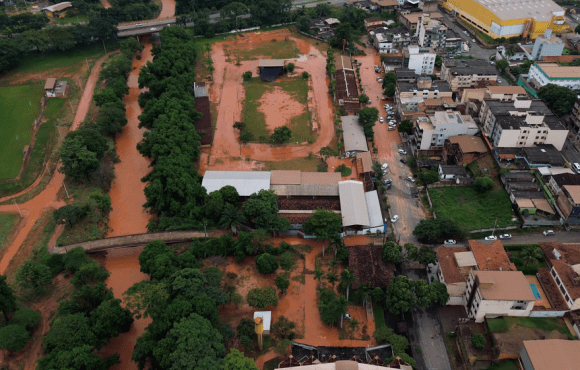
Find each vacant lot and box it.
[0,84,44,180]
[224,38,298,61]
[428,186,519,230]
[243,76,314,143]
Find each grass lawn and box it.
[226,39,298,61]
[488,317,573,338]
[51,15,89,25]
[264,156,324,172]
[486,360,518,370]
[428,186,519,230]
[243,76,315,143]
[0,84,45,180]
[373,304,386,329]
[0,213,20,252]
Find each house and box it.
[406,45,436,75]
[348,245,396,288]
[520,29,565,61]
[44,78,67,97]
[479,99,568,151]
[364,17,384,32]
[253,311,271,335]
[445,29,465,56]
[193,82,213,145]
[496,44,528,62]
[201,171,271,197]
[309,18,340,39]
[443,135,488,165]
[418,0,438,12]
[548,173,580,197]
[258,59,285,82]
[440,58,498,92]
[417,14,447,52]
[395,78,453,115]
[369,0,400,10]
[394,68,417,82]
[555,185,580,224]
[494,145,567,169]
[382,55,405,72]
[338,181,384,233]
[464,270,536,323]
[468,239,517,272]
[42,2,72,18]
[438,164,467,180]
[399,11,443,31]
[519,339,580,370]
[374,33,397,54]
[527,62,580,91]
[341,116,369,154]
[539,243,580,310]
[485,85,528,101]
[411,110,479,153]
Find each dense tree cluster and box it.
[0,13,49,35]
[358,107,379,141]
[413,218,465,243]
[537,83,578,116]
[385,276,449,315]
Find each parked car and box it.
[383,169,388,175]
[484,235,498,241]
[151,27,157,31]
[543,230,555,236]
[406,176,415,183]
[388,126,396,131]
[490,61,495,65]
[379,117,384,123]
[497,79,502,84]
[384,104,390,108]
[444,240,457,245]
[391,215,399,223]
[377,78,383,83]
[472,39,476,43]
[499,234,512,239]
[383,178,392,184]
[344,313,352,319]
[381,163,388,170]
[367,99,372,104]
[398,149,407,155]
[387,115,393,120]
[389,120,396,125]
[400,158,407,164]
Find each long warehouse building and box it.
[442,0,570,40]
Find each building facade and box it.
[407,45,436,75]
[440,58,498,91]
[412,110,479,151]
[417,13,447,52]
[527,62,580,91]
[526,29,565,60]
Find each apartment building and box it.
[417,13,447,52]
[445,29,465,56]
[412,110,478,151]
[440,58,498,91]
[479,99,568,150]
[374,33,396,54]
[521,29,565,61]
[556,185,580,224]
[570,99,580,136]
[527,62,580,91]
[395,77,452,114]
[464,270,535,323]
[406,45,436,75]
[460,85,528,103]
[540,243,580,310]
[496,44,528,62]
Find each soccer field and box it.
[0,84,44,180]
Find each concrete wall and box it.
[473,299,534,323]
[529,310,567,317]
[519,348,534,370]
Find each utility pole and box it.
[62,181,70,198]
[102,38,107,53]
[13,200,22,218]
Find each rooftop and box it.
[348,245,396,289]
[473,270,535,301]
[341,116,369,152]
[522,339,580,370]
[448,135,487,153]
[484,99,553,116]
[551,173,580,187]
[443,58,497,75]
[486,85,527,95]
[437,246,470,284]
[540,242,580,300]
[258,59,285,67]
[44,78,56,90]
[357,151,373,173]
[338,181,370,227]
[535,62,580,79]
[469,240,517,272]
[398,81,452,93]
[370,0,400,6]
[394,68,417,79]
[563,185,580,204]
[42,2,72,12]
[201,171,271,196]
[455,251,478,268]
[270,171,342,196]
[439,165,468,176]
[365,190,383,228]
[522,145,565,166]
[471,0,565,22]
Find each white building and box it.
[521,29,565,61]
[407,45,436,75]
[479,99,569,151]
[527,62,580,91]
[412,110,478,151]
[374,33,397,54]
[464,270,535,323]
[417,13,447,52]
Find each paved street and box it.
[473,230,580,245]
[439,12,496,60]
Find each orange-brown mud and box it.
[106,41,153,237]
[200,29,334,173]
[157,0,175,19]
[326,157,359,180]
[0,52,116,275]
[99,247,151,370]
[258,87,305,131]
[100,0,111,8]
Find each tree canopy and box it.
[537,83,577,116]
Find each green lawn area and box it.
[51,14,89,25]
[0,84,45,180]
[488,317,574,338]
[0,213,20,252]
[264,156,324,172]
[228,39,298,61]
[373,304,386,329]
[428,186,519,231]
[486,360,518,370]
[243,76,315,143]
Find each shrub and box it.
[279,252,294,271]
[0,325,30,352]
[242,71,252,81]
[471,333,486,349]
[246,287,278,309]
[275,275,290,293]
[11,309,41,330]
[286,63,295,73]
[474,177,494,193]
[335,164,352,176]
[256,253,278,274]
[302,71,309,79]
[237,318,255,339]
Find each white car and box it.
[379,117,384,123]
[497,79,502,84]
[389,122,396,127]
[472,39,476,43]
[388,126,396,131]
[490,61,495,65]
[391,215,399,223]
[406,176,415,183]
[383,178,392,184]
[543,230,555,236]
[389,120,396,125]
[381,163,388,170]
[484,235,498,241]
[398,149,407,155]
[377,78,383,83]
[444,240,457,245]
[499,234,512,239]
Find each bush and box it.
[0,325,30,352]
[286,63,295,73]
[256,253,278,274]
[302,71,309,79]
[275,275,290,293]
[11,309,41,330]
[237,318,255,339]
[242,71,252,81]
[471,333,486,349]
[474,177,494,193]
[335,164,352,176]
[246,287,278,309]
[62,247,90,273]
[279,252,294,271]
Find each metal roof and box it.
[202,171,271,196]
[339,181,370,227]
[271,184,339,196]
[44,78,56,90]
[270,170,301,185]
[42,2,72,12]
[364,191,383,228]
[258,59,285,67]
[341,116,368,152]
[357,151,373,173]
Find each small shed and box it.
[42,2,72,18]
[258,59,285,82]
[253,311,271,335]
[45,78,57,97]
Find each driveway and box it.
[357,52,425,246]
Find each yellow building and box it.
[442,0,570,40]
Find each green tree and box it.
[474,177,494,192]
[496,59,509,72]
[506,45,516,58]
[220,185,239,205]
[319,146,335,161]
[538,83,578,116]
[371,287,384,303]
[286,63,295,73]
[274,339,292,355]
[297,15,311,33]
[382,242,403,264]
[16,261,52,294]
[302,209,342,256]
[0,325,29,352]
[242,71,252,81]
[471,333,486,349]
[398,119,413,134]
[255,253,278,274]
[340,269,357,301]
[138,240,178,280]
[413,218,464,243]
[418,169,439,185]
[275,275,290,294]
[314,265,325,286]
[385,276,417,315]
[239,131,254,144]
[11,309,41,330]
[430,281,450,306]
[413,246,437,266]
[243,190,289,232]
[384,83,396,97]
[520,245,544,266]
[58,136,101,181]
[302,71,309,79]
[246,287,278,310]
[335,22,355,47]
[382,71,397,87]
[71,260,110,289]
[358,94,369,104]
[220,2,248,30]
[221,348,258,370]
[43,313,97,352]
[271,316,296,340]
[37,344,116,370]
[279,252,294,271]
[0,275,17,319]
[89,298,134,345]
[414,279,436,307]
[326,271,339,287]
[271,126,292,143]
[219,203,245,234]
[435,55,442,67]
[576,24,580,34]
[358,106,379,139]
[53,204,90,229]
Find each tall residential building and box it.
[440,58,498,91]
[527,62,580,91]
[479,99,568,150]
[395,77,453,113]
[406,45,436,75]
[417,13,447,52]
[524,29,565,60]
[411,110,479,151]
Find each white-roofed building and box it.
[364,191,384,233]
[201,171,271,196]
[253,311,271,335]
[341,116,369,154]
[338,181,370,228]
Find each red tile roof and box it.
[437,246,469,284]
[469,240,516,272]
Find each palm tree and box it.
[338,296,349,329]
[348,318,360,339]
[329,259,340,272]
[314,265,325,287]
[340,269,357,301]
[520,246,543,267]
[330,236,345,257]
[219,203,245,234]
[327,271,339,288]
[506,45,516,58]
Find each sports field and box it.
[0,84,44,180]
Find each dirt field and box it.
[258,86,305,132]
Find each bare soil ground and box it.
[258,86,305,131]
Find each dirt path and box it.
[158,0,175,19]
[0,165,49,203]
[106,42,153,238]
[100,0,112,8]
[0,52,116,275]
[201,30,335,172]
